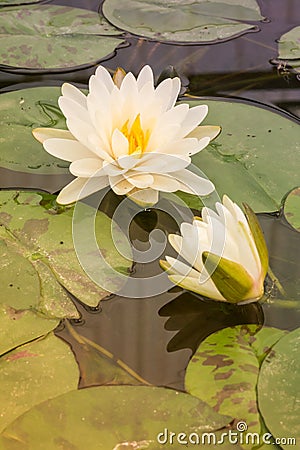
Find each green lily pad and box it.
[0,333,79,433]
[277,26,300,74]
[0,385,231,449]
[0,5,124,71]
[283,187,300,232]
[258,328,300,449]
[179,99,300,213]
[0,305,59,356]
[102,0,263,43]
[185,325,261,442]
[0,190,132,314]
[0,86,70,175]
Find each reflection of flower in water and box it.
[33,65,220,206]
[161,196,269,304]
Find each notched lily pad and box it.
[283,187,300,232]
[0,304,59,356]
[0,190,132,315]
[0,332,79,433]
[179,99,300,213]
[0,5,125,71]
[0,385,231,449]
[102,0,263,43]
[185,325,261,442]
[258,328,300,449]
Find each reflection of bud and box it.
[160,196,269,304]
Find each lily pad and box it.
[185,325,261,442]
[258,328,300,449]
[0,304,59,356]
[0,190,132,313]
[0,333,79,433]
[102,0,263,43]
[283,187,300,232]
[180,99,300,213]
[0,86,70,175]
[0,385,231,449]
[277,26,300,74]
[0,5,124,71]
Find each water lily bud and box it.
[160,195,269,304]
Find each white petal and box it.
[111,128,129,159]
[173,169,215,196]
[150,174,180,192]
[43,138,95,162]
[128,188,159,206]
[109,176,134,195]
[165,256,199,279]
[125,173,154,188]
[61,83,87,108]
[57,176,109,205]
[178,105,208,138]
[167,77,181,109]
[134,153,189,174]
[95,65,115,92]
[33,128,74,144]
[58,96,89,123]
[66,117,97,151]
[169,274,226,301]
[137,65,154,89]
[69,158,104,177]
[188,125,221,141]
[102,161,127,176]
[168,233,183,254]
[157,138,201,156]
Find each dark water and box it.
[0,0,299,389]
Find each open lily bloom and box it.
[160,196,269,304]
[33,65,220,205]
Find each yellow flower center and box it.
[121,114,150,156]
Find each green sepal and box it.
[242,203,269,276]
[202,251,254,304]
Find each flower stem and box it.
[268,266,286,297]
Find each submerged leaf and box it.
[0,385,231,449]
[0,5,124,70]
[102,0,263,43]
[258,328,300,449]
[0,333,79,433]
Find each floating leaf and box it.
[185,325,261,444]
[276,26,300,74]
[0,5,124,71]
[64,322,150,388]
[102,0,263,43]
[0,305,59,356]
[0,385,231,449]
[258,328,300,449]
[0,86,70,175]
[283,187,300,232]
[0,333,79,433]
[0,190,132,314]
[179,99,300,213]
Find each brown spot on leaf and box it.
[213,382,252,412]
[0,212,12,226]
[214,369,235,380]
[238,364,258,374]
[5,350,38,362]
[198,352,234,370]
[21,218,49,238]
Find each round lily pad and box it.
[0,333,79,433]
[0,385,231,449]
[257,328,300,449]
[0,5,125,71]
[102,0,263,43]
[283,187,300,231]
[275,26,300,75]
[179,99,300,213]
[0,86,70,174]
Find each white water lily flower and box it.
[33,65,220,206]
[160,196,269,304]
